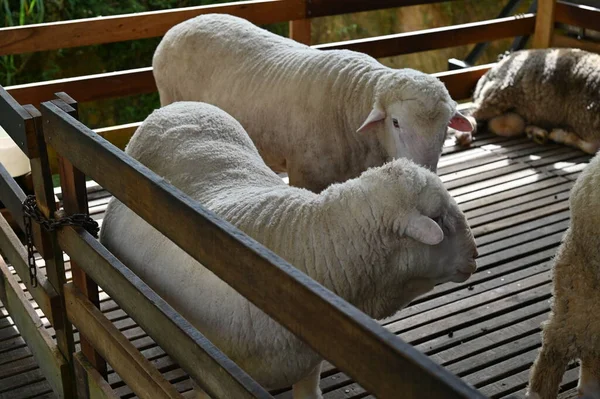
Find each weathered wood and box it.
[314,15,535,58]
[73,352,119,399]
[0,162,26,231]
[0,257,69,399]
[23,104,76,398]
[555,1,600,31]
[63,283,184,399]
[434,64,493,100]
[54,93,107,379]
[307,0,457,17]
[0,211,59,325]
[289,19,311,44]
[552,33,600,54]
[0,0,306,56]
[41,101,485,399]
[57,225,272,399]
[0,85,37,158]
[533,0,557,48]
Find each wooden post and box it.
[533,0,556,48]
[22,102,76,399]
[53,92,107,379]
[289,19,311,45]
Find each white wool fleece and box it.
[152,14,473,193]
[100,102,477,394]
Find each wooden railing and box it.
[0,0,598,398]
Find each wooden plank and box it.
[0,85,36,158]
[41,100,485,399]
[314,15,535,58]
[0,257,68,399]
[0,0,306,56]
[54,93,107,379]
[552,33,600,54]
[307,0,456,17]
[57,226,271,399]
[0,211,59,325]
[434,64,493,101]
[63,283,183,399]
[73,352,119,399]
[533,0,557,48]
[0,162,26,231]
[555,1,600,31]
[289,19,311,44]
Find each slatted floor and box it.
[0,122,593,399]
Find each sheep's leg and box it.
[182,379,211,399]
[549,128,600,154]
[578,357,600,399]
[525,126,549,145]
[527,321,572,399]
[292,362,323,399]
[488,112,526,137]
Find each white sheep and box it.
[100,102,478,398]
[152,14,474,193]
[526,152,600,399]
[462,48,600,153]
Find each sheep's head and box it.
[356,70,474,173]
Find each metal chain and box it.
[22,195,100,287]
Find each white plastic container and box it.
[0,124,31,177]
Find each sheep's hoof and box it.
[525,126,549,145]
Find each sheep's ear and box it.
[357,106,386,133]
[449,111,475,132]
[405,214,444,246]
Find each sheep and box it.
[100,102,478,398]
[152,13,474,193]
[526,152,600,399]
[462,48,600,153]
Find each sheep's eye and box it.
[392,118,400,129]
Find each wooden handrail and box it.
[0,0,306,56]
[306,0,456,17]
[555,1,600,30]
[313,14,535,58]
[41,100,486,399]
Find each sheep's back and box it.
[472,49,600,138]
[569,153,600,250]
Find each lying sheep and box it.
[463,48,600,154]
[526,152,600,399]
[152,14,474,193]
[100,102,478,398]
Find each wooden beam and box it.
[533,0,557,48]
[0,162,27,231]
[289,19,311,44]
[0,211,60,325]
[552,33,600,54]
[0,85,37,158]
[0,0,306,56]
[42,100,486,399]
[307,0,457,17]
[0,257,70,399]
[57,226,272,399]
[314,14,535,58]
[73,352,119,399]
[555,1,600,31]
[64,283,184,399]
[434,64,494,101]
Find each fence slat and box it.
[555,1,600,31]
[289,19,311,44]
[0,256,69,399]
[307,0,457,17]
[533,0,557,48]
[0,0,306,57]
[0,210,59,325]
[73,352,119,399]
[313,14,535,58]
[434,64,493,100]
[42,100,485,399]
[0,162,26,231]
[0,86,37,158]
[57,226,272,399]
[552,33,600,53]
[64,283,184,399]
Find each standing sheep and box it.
[462,48,600,153]
[152,14,474,193]
[100,102,478,398]
[526,152,600,399]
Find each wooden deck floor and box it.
[0,129,592,399]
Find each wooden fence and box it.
[0,0,598,398]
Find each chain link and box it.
[22,195,99,287]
